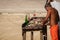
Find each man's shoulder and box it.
[51,8,57,11]
[50,8,56,12]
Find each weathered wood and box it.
[22,17,47,40]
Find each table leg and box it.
[44,27,47,40]
[31,31,33,40]
[43,26,47,40]
[23,31,26,40]
[40,30,43,40]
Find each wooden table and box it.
[22,25,47,40]
[22,17,48,40]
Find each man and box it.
[41,3,59,40]
[46,0,60,39]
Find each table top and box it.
[22,17,47,31]
[22,25,46,30]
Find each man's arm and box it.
[42,10,51,25]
